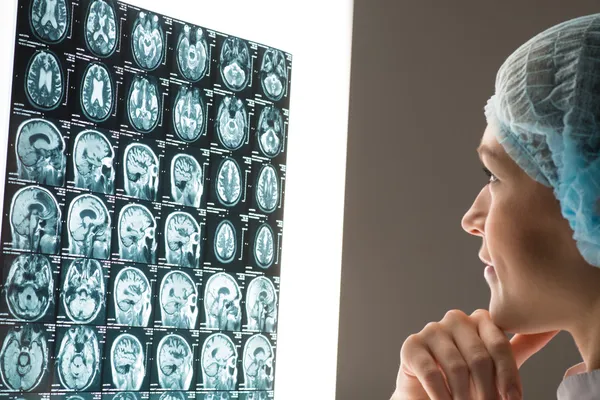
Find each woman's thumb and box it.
[509,330,560,368]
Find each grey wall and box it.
[336,1,599,399]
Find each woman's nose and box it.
[461,186,488,237]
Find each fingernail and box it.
[505,386,521,400]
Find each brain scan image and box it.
[67,194,111,259]
[0,324,48,391]
[202,393,230,400]
[243,335,273,390]
[110,333,145,390]
[255,165,278,213]
[246,277,277,333]
[173,86,205,142]
[81,63,114,122]
[123,143,159,201]
[29,0,69,43]
[165,212,201,268]
[15,118,66,187]
[241,392,268,400]
[201,333,237,390]
[10,186,61,254]
[85,0,118,57]
[5,254,53,322]
[56,326,100,390]
[260,49,287,102]
[215,158,242,207]
[219,37,251,91]
[216,96,247,150]
[131,11,164,70]
[159,270,198,329]
[73,129,115,194]
[171,154,203,208]
[62,258,105,324]
[253,224,274,269]
[25,50,63,111]
[118,204,157,264]
[204,273,241,331]
[257,106,284,158]
[127,75,160,133]
[176,25,208,81]
[158,392,186,400]
[156,334,194,390]
[113,266,152,327]
[213,220,236,264]
[110,392,140,400]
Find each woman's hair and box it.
[484,13,600,267]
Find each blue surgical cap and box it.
[484,13,600,267]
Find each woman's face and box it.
[461,123,600,334]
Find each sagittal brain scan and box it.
[241,392,268,400]
[81,62,114,122]
[113,266,152,327]
[171,154,203,208]
[246,277,277,332]
[118,204,157,264]
[123,143,159,201]
[25,50,63,110]
[257,106,284,158]
[85,0,118,57]
[202,393,230,400]
[159,270,198,329]
[260,48,287,102]
[256,164,279,213]
[15,118,66,186]
[156,334,194,390]
[201,333,237,390]
[243,335,273,390]
[73,129,115,194]
[67,194,111,259]
[219,37,251,91]
[110,333,145,390]
[177,25,208,81]
[159,392,186,400]
[131,11,164,70]
[128,75,160,133]
[173,86,205,142]
[204,273,241,331]
[56,326,100,390]
[216,96,247,150]
[62,258,105,324]
[165,212,201,268]
[213,220,236,264]
[254,223,274,269]
[0,324,48,391]
[30,0,69,43]
[5,254,53,322]
[215,158,242,207]
[10,186,61,254]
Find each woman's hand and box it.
[390,309,559,400]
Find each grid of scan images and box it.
[0,1,291,400]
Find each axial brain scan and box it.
[204,272,241,331]
[219,37,251,91]
[0,324,48,391]
[113,266,152,327]
[15,118,66,186]
[85,0,118,57]
[165,212,201,268]
[257,106,284,158]
[81,62,113,122]
[111,392,140,400]
[214,220,236,264]
[171,154,203,208]
[260,48,287,101]
[216,96,247,150]
[10,186,61,254]
[159,270,198,329]
[5,254,53,322]
[243,335,274,390]
[67,194,111,259]
[127,75,160,133]
[177,25,208,81]
[246,277,277,333]
[173,86,205,142]
[201,393,231,400]
[254,224,274,269]
[201,333,237,390]
[25,50,63,110]
[123,143,159,201]
[118,204,157,264]
[56,326,100,390]
[131,11,164,70]
[215,158,242,207]
[73,129,115,194]
[158,392,186,400]
[241,392,268,400]
[30,0,69,43]
[256,165,279,213]
[156,334,194,390]
[62,258,105,324]
[110,333,145,390]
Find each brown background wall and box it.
[336,1,599,399]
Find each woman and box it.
[391,13,600,400]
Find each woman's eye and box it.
[482,167,498,184]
